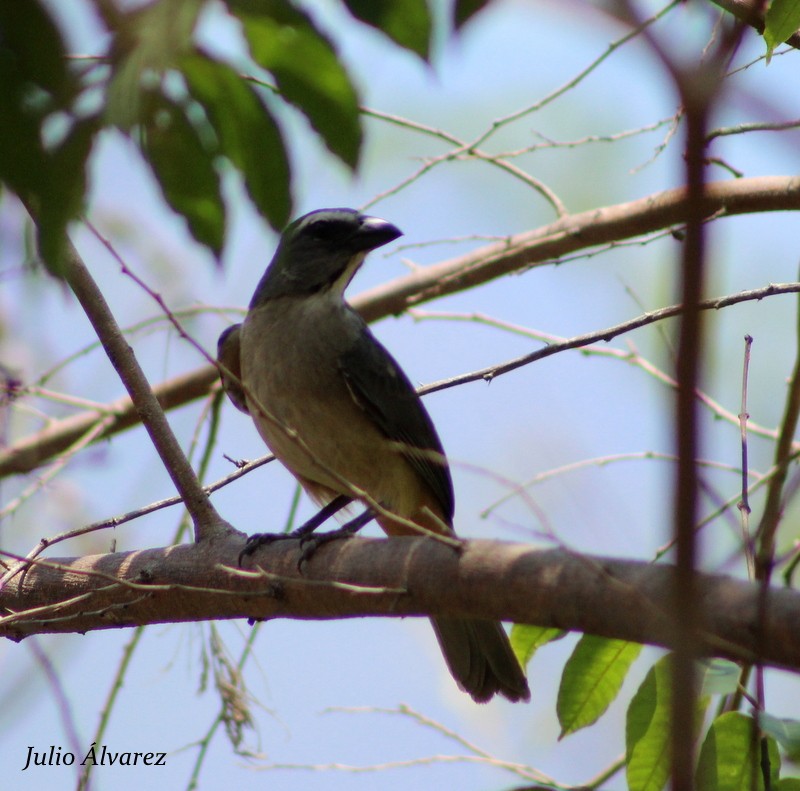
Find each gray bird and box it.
[217,208,530,703]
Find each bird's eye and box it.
[306,219,349,240]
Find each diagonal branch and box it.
[59,238,232,542]
[353,175,800,322]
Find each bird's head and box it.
[250,208,402,306]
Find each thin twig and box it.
[739,335,755,577]
[418,282,800,396]
[410,308,783,441]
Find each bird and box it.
[217,207,530,703]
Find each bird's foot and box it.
[238,531,295,566]
[296,509,375,570]
[295,524,357,568]
[237,495,354,567]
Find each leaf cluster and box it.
[0,0,490,272]
[512,627,800,789]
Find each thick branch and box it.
[352,175,800,321]
[2,537,799,674]
[0,367,218,477]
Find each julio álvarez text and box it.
[22,743,166,770]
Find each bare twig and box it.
[410,308,783,441]
[707,118,800,142]
[739,335,755,577]
[352,176,800,323]
[626,6,748,788]
[418,282,800,395]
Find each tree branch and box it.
[0,366,218,478]
[59,239,232,542]
[353,175,800,322]
[1,537,798,673]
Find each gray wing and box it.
[217,323,250,414]
[339,325,454,522]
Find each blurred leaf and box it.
[36,116,98,275]
[342,0,431,60]
[760,712,800,760]
[0,0,73,197]
[696,712,781,791]
[509,624,564,668]
[557,636,642,738]
[0,0,73,103]
[777,780,800,790]
[181,51,291,230]
[697,658,742,696]
[142,95,225,256]
[764,0,800,61]
[0,0,94,273]
[105,0,203,129]
[626,655,709,791]
[224,0,362,169]
[454,0,493,31]
[0,48,48,201]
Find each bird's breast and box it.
[239,298,430,520]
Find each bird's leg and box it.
[296,507,376,569]
[238,494,352,565]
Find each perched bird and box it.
[217,208,530,703]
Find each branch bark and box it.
[2,537,799,674]
[3,176,799,479]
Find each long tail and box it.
[430,617,530,703]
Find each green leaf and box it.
[764,0,800,61]
[557,636,642,738]
[626,655,709,791]
[0,1,97,273]
[697,658,742,696]
[105,0,203,129]
[509,624,564,668]
[0,0,73,105]
[181,51,291,231]
[696,712,781,791]
[0,0,75,199]
[36,116,98,275]
[453,0,493,31]
[777,780,800,790]
[760,712,800,760]
[142,95,225,256]
[224,0,362,169]
[342,0,432,61]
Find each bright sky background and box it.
[2,0,800,789]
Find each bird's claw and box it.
[238,525,357,570]
[238,532,294,567]
[295,526,357,571]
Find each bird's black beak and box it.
[356,215,403,251]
